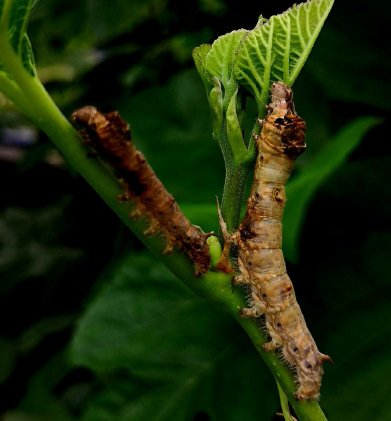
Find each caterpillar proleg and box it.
[219,82,331,400]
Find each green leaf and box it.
[8,0,31,52]
[201,30,254,220]
[20,32,35,75]
[234,0,334,112]
[0,0,36,76]
[192,43,212,92]
[283,116,381,262]
[71,253,233,376]
[71,253,278,420]
[226,88,247,163]
[0,0,39,117]
[209,76,224,139]
[81,381,195,421]
[205,29,247,106]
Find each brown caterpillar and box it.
[72,106,210,276]
[219,82,331,400]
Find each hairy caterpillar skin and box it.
[72,106,210,275]
[222,82,331,400]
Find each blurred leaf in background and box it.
[0,0,390,420]
[71,254,278,421]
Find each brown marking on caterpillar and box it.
[72,106,210,275]
[218,82,331,400]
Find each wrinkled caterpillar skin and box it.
[235,82,330,400]
[72,107,210,275]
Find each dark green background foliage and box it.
[0,1,390,420]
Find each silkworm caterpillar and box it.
[72,106,210,275]
[219,82,331,400]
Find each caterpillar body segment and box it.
[72,106,210,275]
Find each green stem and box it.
[0,73,35,119]
[162,266,327,421]
[220,99,268,231]
[221,163,249,231]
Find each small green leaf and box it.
[226,88,247,163]
[0,0,36,77]
[8,0,32,52]
[205,29,247,107]
[283,116,381,262]
[209,76,224,139]
[234,0,334,112]
[20,32,35,75]
[202,30,251,168]
[192,43,212,92]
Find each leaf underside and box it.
[234,0,334,110]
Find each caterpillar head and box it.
[294,350,331,400]
[269,81,295,114]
